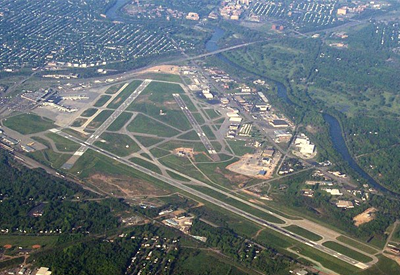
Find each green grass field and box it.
[202,125,216,140]
[205,109,221,120]
[69,150,180,195]
[45,133,80,152]
[177,130,201,141]
[81,108,98,117]
[227,140,254,156]
[93,95,111,107]
[295,243,360,275]
[0,235,58,249]
[192,112,205,124]
[127,81,191,131]
[87,110,114,129]
[107,112,132,131]
[173,248,253,275]
[284,225,322,242]
[129,157,161,174]
[3,113,55,134]
[322,241,373,263]
[127,114,179,137]
[336,235,378,255]
[105,83,125,94]
[166,170,191,182]
[134,135,163,147]
[28,149,71,169]
[107,80,142,109]
[71,118,87,127]
[180,94,197,112]
[358,254,400,275]
[159,155,208,183]
[94,133,140,157]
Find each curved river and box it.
[205,28,396,196]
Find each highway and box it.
[53,129,369,270]
[173,94,217,155]
[60,79,151,169]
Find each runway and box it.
[60,79,151,169]
[53,129,369,270]
[173,94,217,155]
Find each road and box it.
[60,79,151,169]
[53,129,370,269]
[173,94,217,155]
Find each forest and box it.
[0,151,121,234]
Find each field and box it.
[322,241,373,263]
[0,235,58,249]
[127,114,179,137]
[127,81,191,131]
[87,110,114,129]
[284,225,322,242]
[28,148,71,169]
[137,73,182,83]
[107,81,142,109]
[134,135,163,147]
[69,150,179,197]
[107,112,133,131]
[227,140,254,156]
[358,254,400,275]
[129,157,161,174]
[81,108,98,117]
[94,133,140,157]
[3,113,55,134]
[105,83,125,94]
[71,118,87,127]
[336,236,378,255]
[45,133,80,152]
[93,95,111,107]
[173,248,254,275]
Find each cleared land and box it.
[3,113,55,134]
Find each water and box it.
[105,0,130,21]
[205,27,396,196]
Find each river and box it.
[205,27,395,196]
[105,0,131,21]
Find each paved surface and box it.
[60,79,151,169]
[173,94,217,155]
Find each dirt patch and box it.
[139,65,180,74]
[253,228,265,239]
[226,153,280,179]
[353,207,377,227]
[173,147,195,158]
[214,166,250,186]
[3,244,12,249]
[88,173,170,198]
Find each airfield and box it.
[0,67,383,274]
